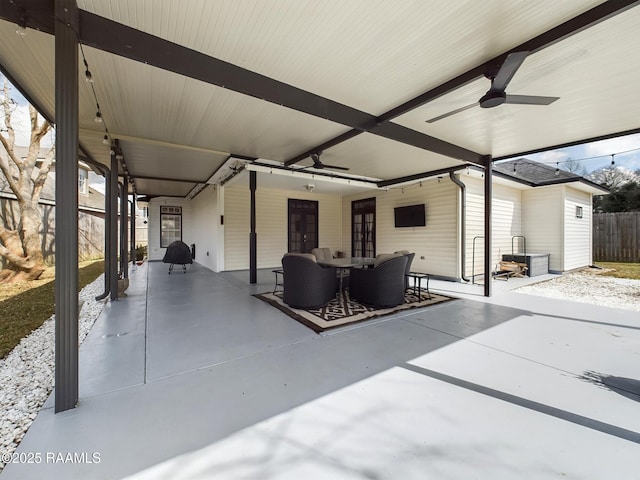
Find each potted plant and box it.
[117,272,129,297]
[135,244,147,265]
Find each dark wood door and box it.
[288,199,318,253]
[352,198,376,257]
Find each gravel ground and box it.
[514,268,640,312]
[0,275,106,472]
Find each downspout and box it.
[80,156,111,300]
[449,172,470,282]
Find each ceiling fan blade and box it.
[321,164,350,171]
[492,51,529,91]
[504,94,560,105]
[426,102,478,123]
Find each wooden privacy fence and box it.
[593,212,640,262]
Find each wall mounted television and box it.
[394,204,426,227]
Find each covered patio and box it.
[0,2,639,475]
[2,262,639,479]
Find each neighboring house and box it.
[144,158,607,282]
[0,146,106,267]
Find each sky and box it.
[2,74,639,183]
[500,133,640,175]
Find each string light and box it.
[83,59,94,83]
[501,145,640,171]
[77,41,137,189]
[15,9,27,36]
[94,102,103,123]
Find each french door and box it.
[288,199,318,253]
[352,198,376,257]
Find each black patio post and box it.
[483,155,493,297]
[110,151,119,300]
[120,177,128,278]
[54,0,79,413]
[130,196,136,267]
[249,170,257,284]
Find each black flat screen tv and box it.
[394,204,426,227]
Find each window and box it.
[160,206,182,247]
[576,206,583,218]
[78,168,88,195]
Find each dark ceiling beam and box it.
[287,0,640,167]
[379,0,640,121]
[128,174,203,184]
[0,3,481,165]
[493,126,640,162]
[377,164,472,188]
[2,1,637,172]
[78,11,482,165]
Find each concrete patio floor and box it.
[2,261,639,479]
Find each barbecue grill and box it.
[162,240,193,274]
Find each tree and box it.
[560,157,587,176]
[588,166,640,212]
[0,79,55,282]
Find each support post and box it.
[130,196,136,266]
[54,0,79,413]
[109,152,119,300]
[249,171,257,284]
[483,155,493,297]
[120,177,128,278]
[98,166,111,299]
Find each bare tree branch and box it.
[2,80,16,150]
[29,105,51,146]
[32,146,55,204]
[0,80,23,199]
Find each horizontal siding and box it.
[224,186,250,270]
[148,197,194,261]
[191,185,219,271]
[224,184,343,270]
[564,187,592,270]
[464,176,523,278]
[344,178,458,278]
[522,187,562,272]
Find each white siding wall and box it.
[343,177,458,278]
[191,185,220,271]
[564,186,593,270]
[224,181,343,271]
[147,197,194,261]
[522,186,563,272]
[464,176,523,278]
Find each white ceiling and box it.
[0,1,638,197]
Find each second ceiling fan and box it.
[306,151,350,171]
[427,51,560,123]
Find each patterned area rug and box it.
[254,289,456,333]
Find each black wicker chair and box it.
[349,254,408,307]
[394,250,415,290]
[282,254,337,309]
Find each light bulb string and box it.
[501,145,640,170]
[78,40,136,194]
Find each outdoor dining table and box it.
[316,257,375,296]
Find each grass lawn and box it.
[596,262,640,280]
[0,260,104,359]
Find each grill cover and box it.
[163,241,193,265]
